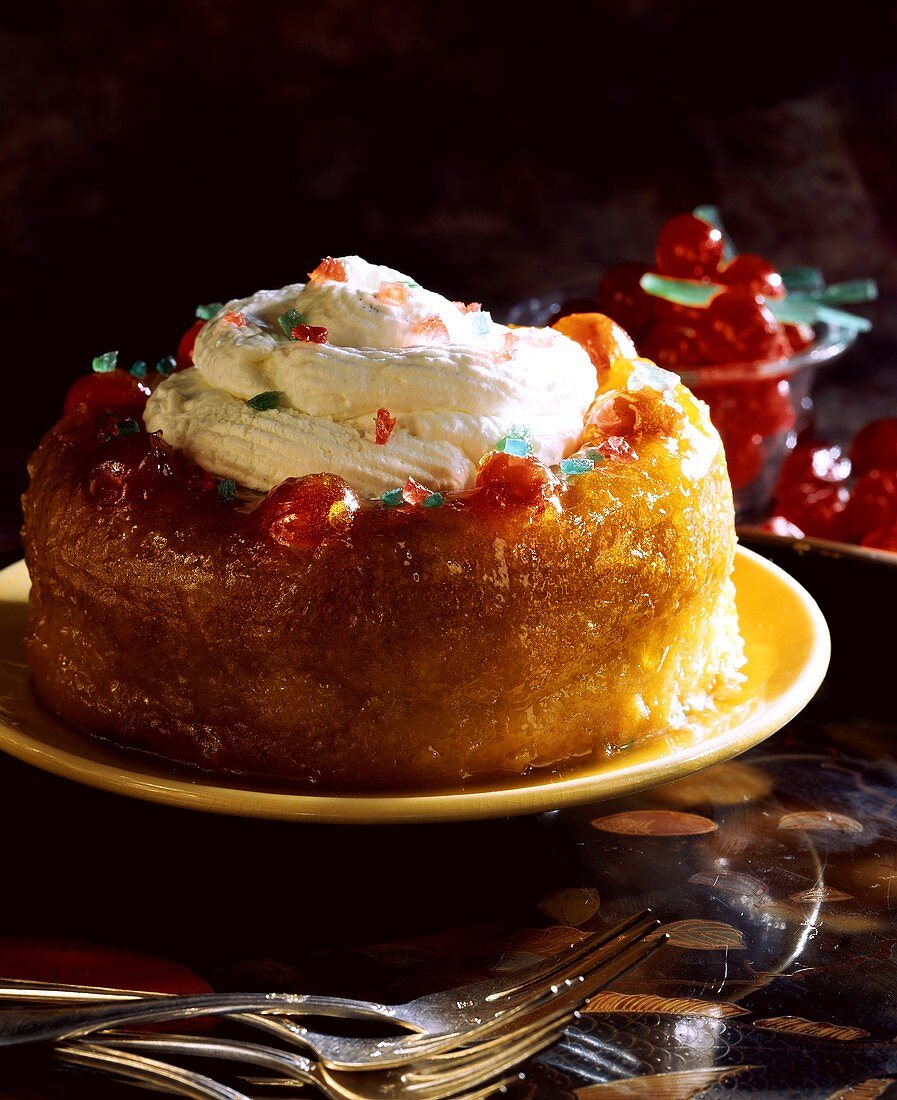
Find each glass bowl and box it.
[506,289,857,520]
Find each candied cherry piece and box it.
[378,282,411,305]
[716,254,785,299]
[698,288,780,364]
[223,310,246,327]
[309,257,348,282]
[412,315,450,344]
[776,481,850,540]
[638,323,702,369]
[88,432,180,506]
[777,440,851,493]
[475,451,558,511]
[257,473,359,549]
[64,370,150,418]
[596,263,654,336]
[655,214,724,280]
[862,525,897,552]
[850,418,897,477]
[291,323,328,343]
[784,322,814,354]
[844,468,897,541]
[375,407,396,445]
[176,320,205,371]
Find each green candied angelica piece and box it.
[780,267,825,293]
[692,205,736,262]
[639,273,716,307]
[245,391,283,412]
[92,350,118,373]
[818,279,878,305]
[195,302,224,320]
[156,356,177,376]
[277,309,305,338]
[217,478,237,502]
[422,492,445,508]
[381,487,404,507]
[560,456,595,477]
[116,418,139,435]
[129,360,148,378]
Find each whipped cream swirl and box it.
[145,257,598,496]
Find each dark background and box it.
[3,0,897,542]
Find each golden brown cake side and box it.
[22,369,742,791]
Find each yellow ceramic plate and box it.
[0,547,828,824]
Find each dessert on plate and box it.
[22,256,745,790]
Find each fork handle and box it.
[0,992,398,1048]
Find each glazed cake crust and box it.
[22,373,742,791]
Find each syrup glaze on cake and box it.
[22,257,745,790]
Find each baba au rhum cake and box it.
[22,256,745,790]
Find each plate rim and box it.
[0,546,830,823]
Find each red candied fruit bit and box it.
[784,322,814,354]
[596,263,653,336]
[862,525,897,553]
[850,418,897,477]
[760,515,806,538]
[402,477,433,506]
[64,370,150,418]
[694,377,795,441]
[498,332,519,361]
[412,315,450,344]
[716,254,785,299]
[777,440,851,493]
[291,323,329,343]
[585,393,640,439]
[592,436,637,462]
[843,468,897,541]
[475,451,559,511]
[375,407,396,445]
[775,481,850,540]
[723,431,765,490]
[309,257,348,283]
[378,281,411,305]
[638,324,702,369]
[655,214,724,281]
[257,473,359,549]
[698,288,781,364]
[454,301,482,314]
[223,310,246,327]
[649,297,706,329]
[176,320,205,371]
[88,432,180,506]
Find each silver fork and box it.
[0,911,655,1066]
[80,1017,560,1100]
[58,1041,519,1100]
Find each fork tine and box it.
[57,1040,251,1100]
[484,909,652,1003]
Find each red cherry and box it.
[861,525,897,552]
[723,431,765,489]
[783,323,815,355]
[776,481,850,540]
[256,473,359,548]
[698,289,781,364]
[596,263,653,336]
[638,324,702,369]
[474,451,558,511]
[776,441,851,496]
[716,254,785,299]
[850,418,897,477]
[844,468,897,541]
[87,431,180,506]
[648,296,706,329]
[64,370,150,418]
[176,320,205,371]
[760,515,806,538]
[655,214,724,280]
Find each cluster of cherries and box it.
[765,419,897,552]
[557,213,813,489]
